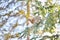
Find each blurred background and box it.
[0,0,60,40]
